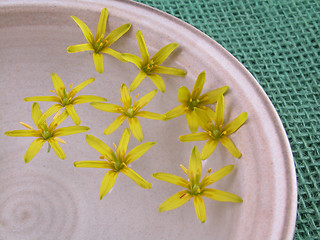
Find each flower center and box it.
[125,107,135,117]
[142,60,156,73]
[62,97,69,106]
[42,130,52,140]
[191,184,201,195]
[94,34,108,53]
[188,98,200,110]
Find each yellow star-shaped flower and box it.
[74,128,155,200]
[165,71,228,133]
[4,103,89,163]
[24,73,107,125]
[153,146,243,223]
[122,30,186,93]
[90,83,165,142]
[67,8,131,73]
[179,95,248,159]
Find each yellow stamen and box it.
[49,90,55,93]
[197,188,201,193]
[113,143,117,149]
[196,99,200,103]
[121,162,127,167]
[99,156,105,159]
[134,93,140,103]
[189,99,192,102]
[69,83,73,93]
[54,137,66,144]
[180,164,188,175]
[221,130,227,135]
[53,110,61,121]
[19,122,33,129]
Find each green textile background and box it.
[135,0,320,239]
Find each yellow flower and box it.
[24,73,107,125]
[121,30,186,93]
[74,128,154,200]
[67,8,131,73]
[165,71,228,133]
[4,103,90,163]
[90,83,165,142]
[153,146,242,223]
[179,95,248,159]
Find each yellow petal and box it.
[121,167,151,189]
[179,132,211,142]
[178,86,191,104]
[90,102,122,113]
[69,78,95,98]
[38,104,63,126]
[67,43,93,53]
[133,89,157,111]
[125,142,156,165]
[201,188,243,202]
[96,8,108,40]
[65,104,80,125]
[220,136,242,158]
[24,96,60,103]
[200,165,234,188]
[100,48,126,62]
[200,139,219,160]
[151,42,178,65]
[85,134,116,161]
[93,52,104,74]
[223,112,248,135]
[103,115,127,135]
[191,71,206,99]
[120,83,132,109]
[165,105,186,120]
[99,170,118,200]
[136,30,149,63]
[199,106,215,121]
[116,128,130,158]
[128,117,143,142]
[135,111,165,120]
[186,110,199,133]
[128,70,147,92]
[105,23,131,46]
[152,66,186,76]
[72,95,107,105]
[158,190,191,212]
[53,126,89,137]
[70,16,94,44]
[51,73,66,97]
[73,161,111,168]
[195,108,213,132]
[48,109,68,131]
[147,74,166,93]
[4,130,40,137]
[214,95,224,127]
[188,146,202,178]
[121,53,143,68]
[48,138,66,159]
[31,102,43,127]
[24,138,46,163]
[152,173,189,188]
[199,86,229,105]
[193,195,206,223]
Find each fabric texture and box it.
[135,0,320,239]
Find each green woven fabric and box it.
[135,0,320,239]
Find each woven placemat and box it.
[136,0,320,239]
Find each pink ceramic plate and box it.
[0,1,296,239]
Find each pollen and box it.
[99,156,105,159]
[113,142,117,149]
[49,90,55,93]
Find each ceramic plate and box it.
[0,1,297,239]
